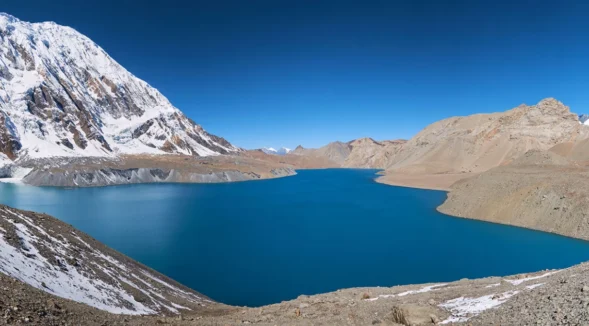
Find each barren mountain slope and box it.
[0,13,239,161]
[438,150,589,240]
[291,141,352,165]
[386,98,581,175]
[343,138,406,168]
[291,138,406,168]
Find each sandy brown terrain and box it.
[375,172,478,191]
[384,98,581,175]
[437,150,589,241]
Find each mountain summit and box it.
[0,13,239,161]
[261,147,291,155]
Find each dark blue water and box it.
[1,169,589,307]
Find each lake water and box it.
[1,169,589,307]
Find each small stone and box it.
[430,314,440,324]
[428,299,436,305]
[582,286,589,292]
[295,308,301,317]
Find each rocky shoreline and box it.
[21,166,296,187]
[0,154,298,187]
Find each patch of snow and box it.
[365,284,447,302]
[0,166,32,184]
[0,208,207,315]
[504,271,560,286]
[485,283,500,288]
[397,283,448,297]
[0,217,155,314]
[526,283,545,290]
[439,290,519,324]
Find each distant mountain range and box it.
[261,147,291,155]
[293,99,583,174]
[0,13,240,161]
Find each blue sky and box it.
[3,1,589,149]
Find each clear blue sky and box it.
[3,1,589,149]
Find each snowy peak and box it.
[579,114,589,125]
[0,13,240,160]
[261,147,291,155]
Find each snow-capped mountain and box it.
[579,114,589,125]
[261,147,291,155]
[0,13,240,161]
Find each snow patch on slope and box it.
[0,207,208,315]
[439,290,519,324]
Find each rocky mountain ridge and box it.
[385,98,581,175]
[291,138,407,168]
[293,99,584,185]
[0,13,239,162]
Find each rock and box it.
[582,286,589,292]
[389,304,441,326]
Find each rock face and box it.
[386,98,581,175]
[0,13,239,161]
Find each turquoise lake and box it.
[1,168,589,307]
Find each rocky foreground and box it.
[0,204,588,325]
